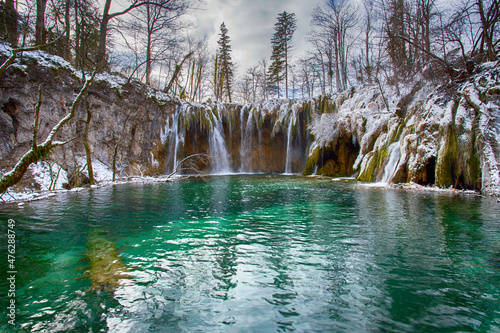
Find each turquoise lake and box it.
[1,175,499,332]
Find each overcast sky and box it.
[189,0,322,76]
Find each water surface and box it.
[1,175,499,332]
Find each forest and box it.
[1,0,499,103]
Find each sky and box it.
[189,0,323,75]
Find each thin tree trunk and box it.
[64,0,71,61]
[477,0,497,61]
[35,0,48,46]
[164,52,193,94]
[4,0,18,47]
[145,3,152,85]
[75,0,81,68]
[285,29,288,99]
[84,97,95,184]
[97,0,112,70]
[365,13,372,84]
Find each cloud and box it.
[190,0,321,75]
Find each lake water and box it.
[1,175,499,332]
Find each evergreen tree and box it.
[216,22,233,102]
[268,11,296,98]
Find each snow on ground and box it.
[75,156,113,183]
[29,161,68,190]
[0,162,67,204]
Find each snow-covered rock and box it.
[305,63,500,196]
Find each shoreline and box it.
[1,174,494,206]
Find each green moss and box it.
[436,128,457,187]
[317,160,334,176]
[357,146,388,182]
[303,146,321,175]
[390,121,405,143]
[468,137,482,190]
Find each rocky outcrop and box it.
[0,44,177,181]
[305,63,500,195]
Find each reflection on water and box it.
[0,176,499,332]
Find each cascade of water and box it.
[239,106,246,173]
[209,108,232,174]
[240,108,254,173]
[285,122,293,174]
[160,117,170,146]
[284,110,296,174]
[257,121,263,171]
[170,111,182,173]
[381,142,400,183]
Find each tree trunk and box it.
[84,98,95,185]
[4,0,18,47]
[477,0,497,61]
[97,0,113,71]
[285,32,288,99]
[75,0,81,69]
[0,146,53,194]
[35,0,48,46]
[64,0,71,61]
[365,14,372,84]
[145,3,152,85]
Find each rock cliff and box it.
[0,44,177,184]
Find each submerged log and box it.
[77,229,132,294]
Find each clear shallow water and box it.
[0,175,499,332]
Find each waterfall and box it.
[284,110,296,174]
[285,121,293,174]
[209,108,232,174]
[240,108,254,173]
[162,100,312,176]
[166,111,183,174]
[381,142,400,183]
[239,106,247,173]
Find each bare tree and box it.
[312,0,359,92]
[96,0,191,71]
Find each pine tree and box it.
[268,11,296,99]
[216,22,234,102]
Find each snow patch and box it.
[76,156,113,183]
[29,161,68,190]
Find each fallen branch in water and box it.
[166,153,210,179]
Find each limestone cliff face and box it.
[0,46,177,179]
